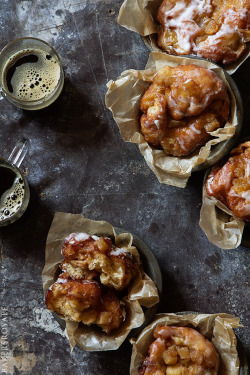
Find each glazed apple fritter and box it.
[61,233,139,291]
[157,0,250,65]
[140,64,229,156]
[45,273,125,334]
[139,325,220,375]
[206,141,250,221]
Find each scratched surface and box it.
[0,1,249,374]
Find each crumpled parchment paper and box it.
[199,170,245,250]
[130,313,242,375]
[105,51,238,188]
[118,0,250,75]
[42,212,159,351]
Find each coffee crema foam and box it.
[3,48,61,101]
[0,174,25,221]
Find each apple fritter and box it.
[140,64,229,156]
[61,233,139,291]
[157,0,250,65]
[206,141,250,221]
[45,274,125,334]
[139,325,220,375]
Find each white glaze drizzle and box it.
[110,247,128,256]
[199,23,241,50]
[162,0,213,53]
[163,1,248,56]
[64,232,90,244]
[189,123,202,135]
[197,7,247,55]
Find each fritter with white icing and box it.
[157,0,250,65]
[140,64,229,156]
[139,325,220,375]
[206,141,250,221]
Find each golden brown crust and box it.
[206,141,250,221]
[61,233,139,291]
[157,0,250,65]
[140,64,229,156]
[139,325,220,375]
[45,274,125,334]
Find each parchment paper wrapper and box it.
[105,52,238,188]
[199,170,245,250]
[118,0,250,75]
[42,212,159,351]
[130,313,242,375]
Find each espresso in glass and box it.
[0,38,64,110]
[0,138,30,226]
[0,163,26,223]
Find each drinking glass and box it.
[0,138,30,226]
[0,37,64,110]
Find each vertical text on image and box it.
[1,307,10,375]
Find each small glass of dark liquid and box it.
[0,37,64,110]
[0,138,30,226]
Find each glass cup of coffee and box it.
[0,138,30,226]
[0,37,64,110]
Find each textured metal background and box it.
[0,1,249,374]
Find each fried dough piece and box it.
[160,112,220,156]
[139,325,220,375]
[140,84,168,146]
[157,0,250,65]
[61,233,139,291]
[140,64,229,156]
[45,274,125,334]
[60,259,98,280]
[206,141,250,221]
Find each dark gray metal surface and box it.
[0,1,249,374]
